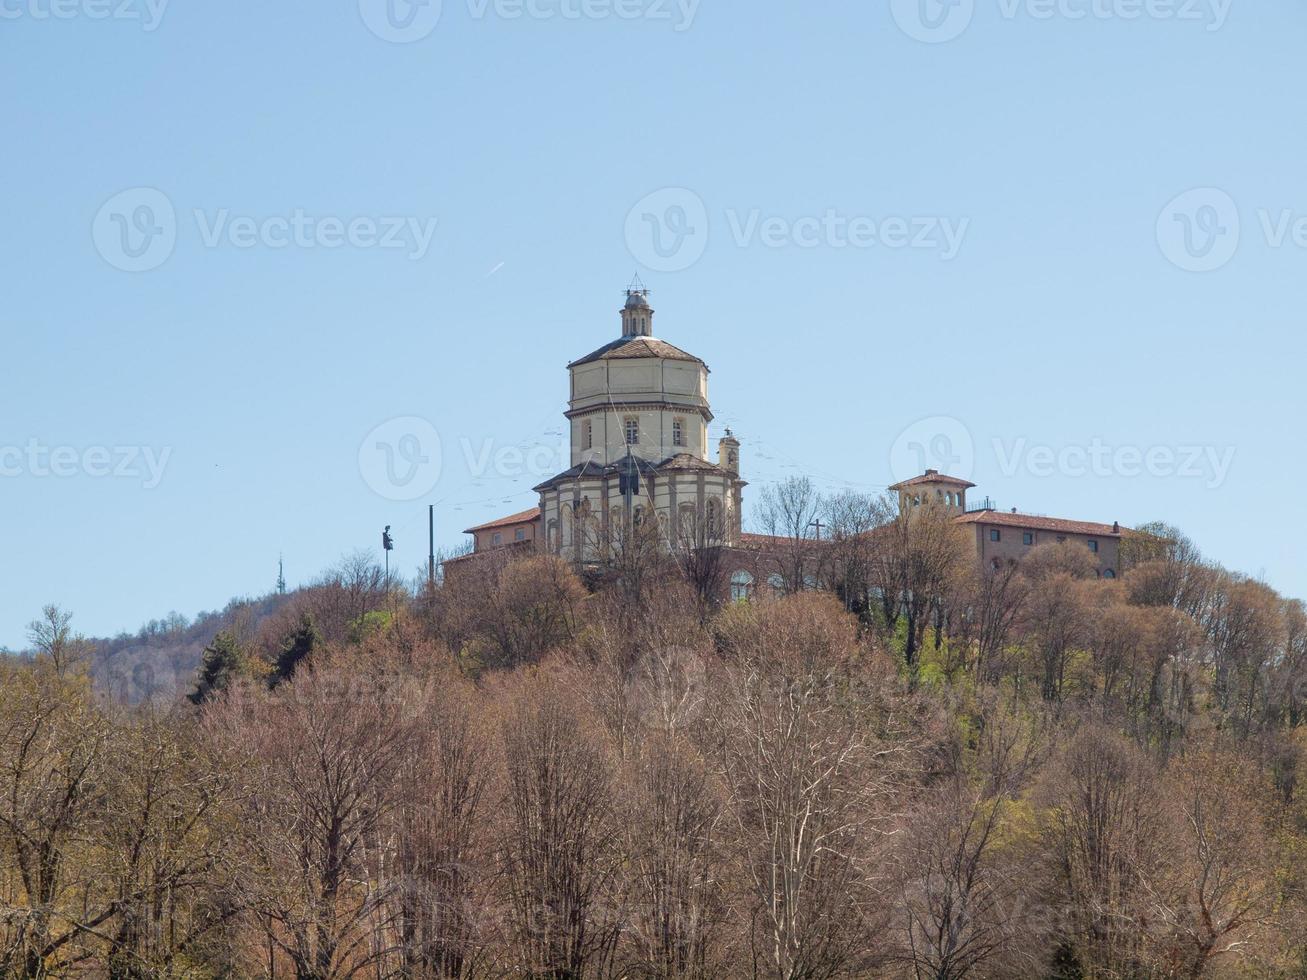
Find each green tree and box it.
[189,631,249,704]
[271,613,320,688]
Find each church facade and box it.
[531,288,745,563]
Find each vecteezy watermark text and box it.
[891,0,1231,43]
[994,437,1236,488]
[359,0,697,43]
[625,188,969,272]
[889,417,1236,490]
[93,188,439,272]
[0,440,172,489]
[0,0,169,31]
[358,417,567,500]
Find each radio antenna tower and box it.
[277,554,286,595]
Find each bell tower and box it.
[621,288,653,337]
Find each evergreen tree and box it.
[271,613,320,688]
[189,631,248,705]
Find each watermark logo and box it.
[0,0,170,31]
[93,188,439,270]
[891,0,974,43]
[1156,187,1239,272]
[890,416,976,485]
[359,0,443,42]
[360,0,698,41]
[92,187,177,272]
[359,417,443,501]
[625,189,967,272]
[0,440,172,489]
[625,187,710,273]
[890,0,1231,43]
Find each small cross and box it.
[809,519,825,540]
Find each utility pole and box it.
[382,525,394,594]
[428,504,436,591]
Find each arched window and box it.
[730,570,754,602]
[624,417,639,445]
[768,573,786,594]
[1103,568,1116,579]
[547,520,559,550]
[803,574,817,590]
[583,419,593,450]
[912,495,921,507]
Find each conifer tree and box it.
[271,612,320,687]
[189,630,248,704]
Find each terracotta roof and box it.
[463,507,541,534]
[954,510,1123,537]
[569,336,704,368]
[737,532,794,549]
[889,472,977,491]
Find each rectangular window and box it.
[1088,539,1099,553]
[514,528,525,541]
[492,532,502,545]
[989,529,1001,542]
[1023,532,1033,546]
[672,418,684,447]
[625,417,639,445]
[583,419,592,450]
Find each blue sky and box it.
[2,0,1304,648]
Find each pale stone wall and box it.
[568,356,710,466]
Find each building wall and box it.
[540,471,739,562]
[970,522,1121,576]
[568,356,710,466]
[472,519,538,552]
[570,407,707,467]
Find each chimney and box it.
[1011,507,1017,514]
[1113,520,1120,534]
[925,468,938,476]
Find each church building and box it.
[457,286,1127,583]
[531,288,744,562]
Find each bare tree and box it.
[388,673,493,978]
[755,476,825,594]
[618,731,728,978]
[26,604,90,677]
[221,666,417,979]
[494,671,621,978]
[823,491,892,619]
[0,657,111,977]
[869,500,972,675]
[711,611,905,980]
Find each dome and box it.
[624,290,651,310]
